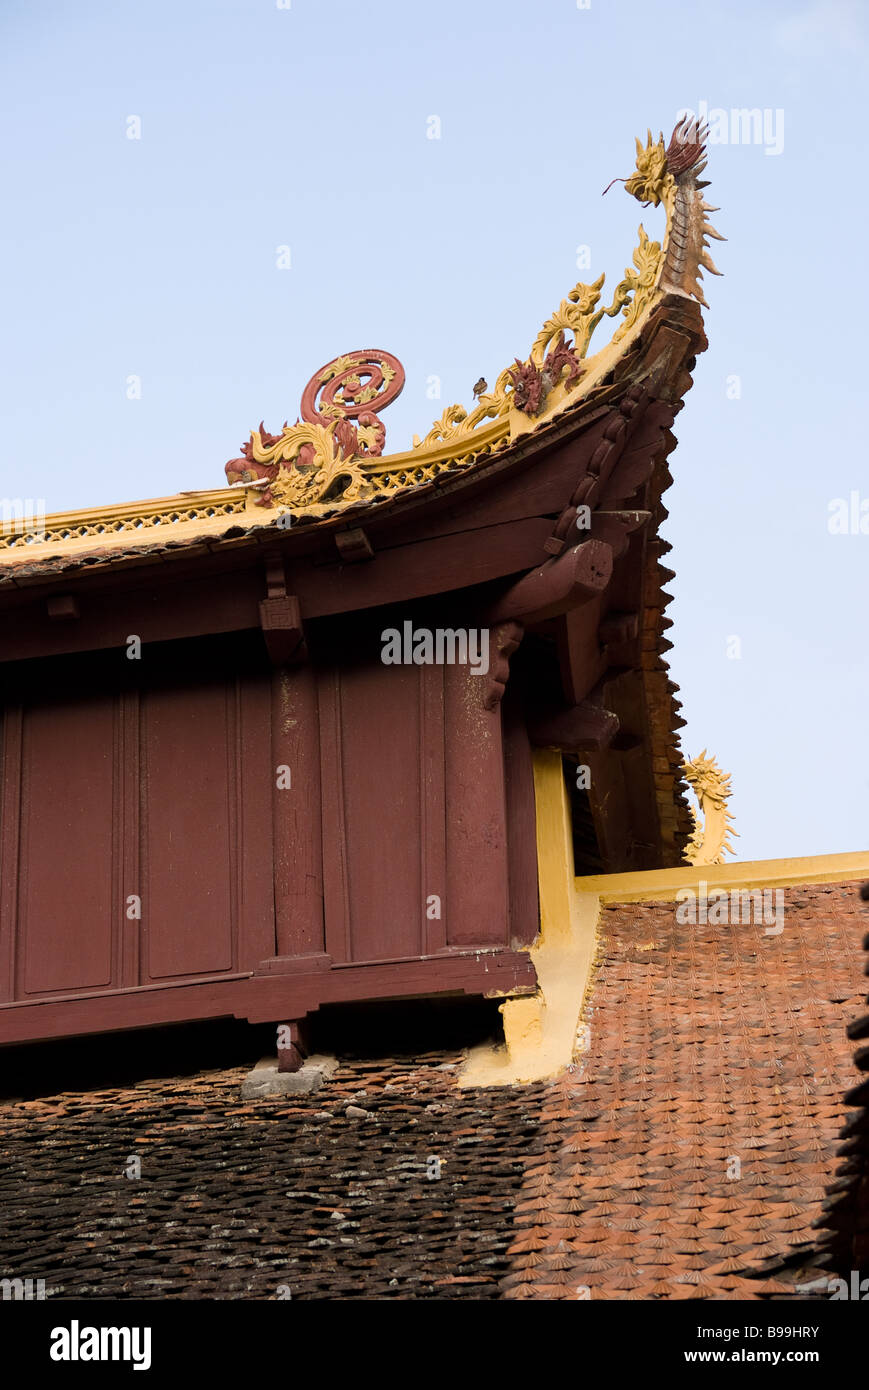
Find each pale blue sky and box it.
[1,0,867,861]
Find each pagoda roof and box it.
[0,121,722,587]
[0,121,725,872]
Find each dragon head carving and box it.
[607,116,707,208]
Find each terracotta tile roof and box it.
[503,881,867,1300]
[816,883,869,1274]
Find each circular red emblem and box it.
[300,349,405,427]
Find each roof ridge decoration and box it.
[224,117,723,523]
[225,349,406,511]
[682,751,738,865]
[0,117,722,555]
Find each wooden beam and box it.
[0,519,554,665]
[0,949,538,1045]
[587,510,650,559]
[485,540,613,625]
[585,748,633,872]
[291,517,556,622]
[529,701,619,753]
[599,611,639,647]
[553,605,607,707]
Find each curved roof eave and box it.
[0,121,722,587]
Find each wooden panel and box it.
[273,663,324,959]
[119,689,140,989]
[337,660,423,962]
[444,664,509,946]
[319,653,425,967]
[318,669,351,964]
[0,705,22,1003]
[378,430,606,546]
[421,663,447,953]
[140,679,235,980]
[17,693,117,996]
[238,669,278,967]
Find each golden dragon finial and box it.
[682,751,737,865]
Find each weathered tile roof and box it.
[4,880,862,1300]
[502,881,866,1299]
[0,1052,544,1299]
[816,882,869,1274]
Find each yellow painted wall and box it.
[462,755,869,1087]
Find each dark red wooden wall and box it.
[0,616,539,1046]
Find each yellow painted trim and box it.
[461,749,599,1086]
[461,832,868,1087]
[0,486,250,566]
[0,423,514,570]
[0,486,243,532]
[532,748,580,947]
[577,850,869,905]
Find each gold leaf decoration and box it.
[415,140,676,450]
[624,130,673,208]
[232,122,721,518]
[251,420,376,514]
[319,354,356,384]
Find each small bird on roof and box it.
[472,377,487,398]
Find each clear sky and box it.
[1,0,867,862]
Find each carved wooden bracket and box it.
[260,550,305,665]
[46,595,79,621]
[639,322,694,401]
[485,539,613,626]
[335,527,374,562]
[483,621,523,710]
[544,385,648,555]
[260,595,303,665]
